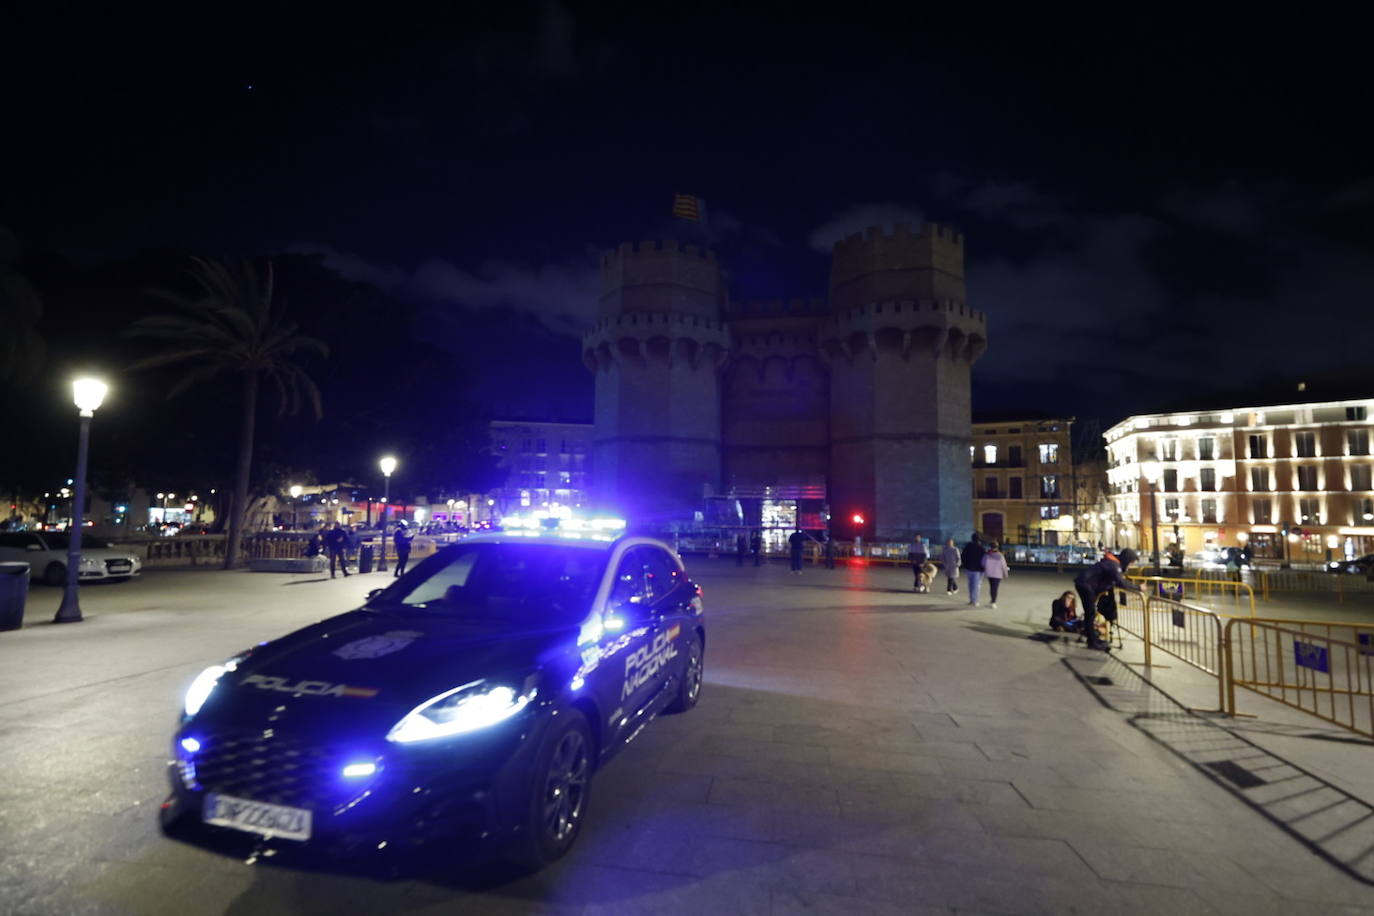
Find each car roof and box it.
[455,531,676,553]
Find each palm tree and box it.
[127,257,327,569]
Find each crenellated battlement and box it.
[827,298,986,326]
[598,238,725,322]
[829,222,967,311]
[831,221,964,257]
[600,238,718,268]
[582,311,730,337]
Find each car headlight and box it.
[386,677,538,744]
[183,654,248,718]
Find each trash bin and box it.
[358,544,374,575]
[0,562,30,632]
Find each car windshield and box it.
[368,542,606,625]
[40,533,115,550]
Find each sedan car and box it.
[0,531,142,585]
[161,530,706,868]
[1326,554,1374,575]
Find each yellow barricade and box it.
[1127,575,1256,617]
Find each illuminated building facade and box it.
[488,420,593,520]
[1104,397,1374,564]
[970,417,1076,546]
[582,224,987,542]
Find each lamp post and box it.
[1141,461,1162,576]
[378,456,397,572]
[55,378,108,624]
[289,485,302,529]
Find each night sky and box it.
[5,4,1372,488]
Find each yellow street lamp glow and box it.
[72,378,108,416]
[380,456,398,477]
[289,485,303,498]
[1140,461,1162,485]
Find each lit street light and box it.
[55,377,108,624]
[289,485,303,529]
[378,456,397,572]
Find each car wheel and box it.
[43,562,65,587]
[665,631,703,714]
[512,707,593,869]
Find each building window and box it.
[984,445,997,465]
[1201,499,1217,524]
[969,445,975,462]
[1349,430,1370,456]
[1351,465,1372,491]
[1198,437,1215,460]
[1297,466,1318,491]
[1008,445,1023,466]
[1299,498,1320,524]
[1039,505,1060,519]
[1161,440,1177,461]
[1348,406,1368,421]
[1041,475,1059,498]
[535,474,546,488]
[1253,498,1272,523]
[559,471,572,485]
[536,439,547,454]
[1362,498,1374,521]
[1039,443,1059,464]
[1250,467,1269,491]
[1164,498,1180,518]
[983,478,999,498]
[1009,477,1022,499]
[1248,435,1267,458]
[1163,469,1178,492]
[1294,432,1316,458]
[1200,468,1216,491]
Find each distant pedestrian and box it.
[324,522,350,578]
[789,529,806,573]
[750,530,762,567]
[983,541,1008,608]
[304,528,323,558]
[736,533,747,567]
[942,538,960,595]
[961,533,986,606]
[345,524,361,569]
[908,534,929,592]
[393,522,414,577]
[824,531,836,569]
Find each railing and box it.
[1127,575,1257,617]
[1111,592,1228,710]
[1225,618,1374,739]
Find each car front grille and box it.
[194,730,376,810]
[105,559,133,573]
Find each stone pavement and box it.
[1,562,1371,914]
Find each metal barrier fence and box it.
[1111,591,1228,710]
[1225,618,1374,739]
[1127,575,1257,617]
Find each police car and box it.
[161,527,706,868]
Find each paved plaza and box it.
[1,560,1372,915]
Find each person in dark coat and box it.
[788,529,806,573]
[323,522,349,578]
[735,533,747,567]
[1049,591,1080,631]
[824,530,836,570]
[909,534,929,591]
[942,538,961,594]
[960,534,986,606]
[750,530,762,567]
[304,528,323,558]
[1072,549,1141,650]
[393,522,415,577]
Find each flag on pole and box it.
[672,192,705,222]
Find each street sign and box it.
[1293,640,1329,674]
[1171,608,1186,628]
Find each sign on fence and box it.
[1293,640,1330,674]
[1358,632,1373,657]
[1172,608,1186,628]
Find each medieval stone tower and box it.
[583,223,987,543]
[582,241,731,522]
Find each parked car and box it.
[0,531,143,585]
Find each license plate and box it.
[109,562,131,571]
[203,792,312,841]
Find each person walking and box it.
[983,541,1008,608]
[961,533,986,606]
[824,530,836,569]
[393,521,414,577]
[323,522,349,578]
[1072,549,1142,650]
[908,534,929,592]
[344,523,361,572]
[941,538,960,595]
[750,529,762,567]
[788,529,806,573]
[735,533,747,567]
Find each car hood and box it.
[200,609,579,734]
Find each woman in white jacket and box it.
[982,543,1009,608]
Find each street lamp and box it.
[55,377,108,623]
[289,485,302,529]
[1141,460,1162,576]
[378,456,397,572]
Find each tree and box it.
[126,257,327,568]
